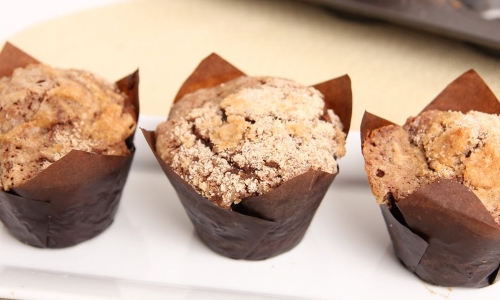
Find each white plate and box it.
[0,115,498,300]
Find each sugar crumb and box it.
[156,76,346,209]
[363,110,500,224]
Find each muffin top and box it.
[363,110,500,224]
[156,76,346,209]
[0,64,136,191]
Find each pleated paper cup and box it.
[361,70,500,287]
[0,43,140,248]
[143,53,352,260]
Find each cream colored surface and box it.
[5,0,500,130]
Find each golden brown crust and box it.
[156,76,346,209]
[363,110,500,224]
[0,64,136,191]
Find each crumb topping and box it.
[363,110,500,225]
[0,64,136,191]
[156,76,346,209]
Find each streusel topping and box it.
[363,110,500,224]
[156,76,346,209]
[0,64,136,191]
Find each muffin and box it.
[143,53,352,260]
[0,42,139,248]
[361,69,500,287]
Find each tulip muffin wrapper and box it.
[361,69,500,287]
[143,53,352,260]
[0,43,140,248]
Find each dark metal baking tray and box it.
[296,0,500,56]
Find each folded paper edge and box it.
[380,204,428,272]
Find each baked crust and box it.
[363,110,500,224]
[156,76,346,209]
[0,64,136,191]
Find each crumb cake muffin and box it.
[0,64,136,191]
[361,70,500,287]
[363,109,500,224]
[146,52,351,260]
[155,76,346,209]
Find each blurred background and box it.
[1,0,499,130]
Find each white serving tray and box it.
[0,115,498,300]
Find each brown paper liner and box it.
[361,69,500,287]
[143,53,352,260]
[0,43,140,248]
